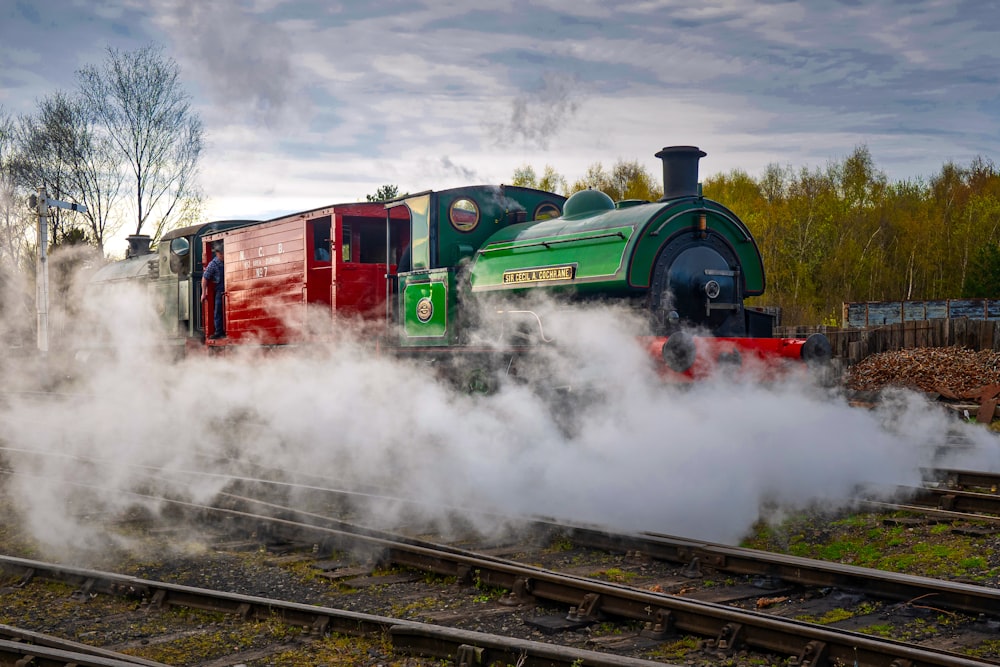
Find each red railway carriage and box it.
[202,201,409,345]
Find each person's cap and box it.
[212,242,223,253]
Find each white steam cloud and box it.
[2,267,1000,565]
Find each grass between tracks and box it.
[741,511,1000,584]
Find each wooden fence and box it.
[776,317,1000,366]
[843,299,1000,327]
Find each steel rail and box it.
[553,524,1000,620]
[868,484,1000,516]
[3,464,1000,664]
[381,541,992,667]
[0,555,673,667]
[226,489,1000,623]
[4,488,994,667]
[933,468,1000,492]
[205,499,995,667]
[7,461,1000,638]
[0,624,170,666]
[0,638,161,667]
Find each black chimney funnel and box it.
[655,145,706,200]
[126,234,152,258]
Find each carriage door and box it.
[306,216,332,306]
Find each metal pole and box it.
[35,187,49,355]
[385,207,391,326]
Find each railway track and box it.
[0,529,995,667]
[0,555,675,667]
[4,443,1000,664]
[3,466,1000,665]
[848,467,1000,521]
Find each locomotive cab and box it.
[389,186,567,347]
[157,220,257,344]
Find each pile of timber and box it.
[845,346,1000,423]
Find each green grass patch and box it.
[592,567,637,584]
[742,512,995,580]
[644,635,700,661]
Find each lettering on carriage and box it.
[244,243,287,273]
[502,265,576,285]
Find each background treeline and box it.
[0,44,203,346]
[0,45,202,270]
[513,147,1000,325]
[3,40,998,331]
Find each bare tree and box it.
[12,94,79,246]
[15,93,125,254]
[0,106,31,269]
[78,45,203,240]
[63,97,126,255]
[0,106,35,345]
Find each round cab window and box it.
[449,198,480,232]
[169,237,190,257]
[534,202,561,221]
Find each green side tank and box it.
[394,185,567,346]
[468,146,768,337]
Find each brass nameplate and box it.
[503,265,575,285]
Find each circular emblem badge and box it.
[416,297,434,322]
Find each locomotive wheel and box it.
[662,332,697,373]
[801,333,833,364]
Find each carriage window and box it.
[359,223,387,263]
[313,217,331,262]
[342,224,352,262]
[449,197,479,232]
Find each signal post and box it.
[28,189,87,354]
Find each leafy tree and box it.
[78,45,203,240]
[963,243,1000,297]
[883,178,933,300]
[571,162,613,195]
[826,146,888,308]
[538,165,568,195]
[610,159,662,201]
[511,165,537,188]
[366,184,401,202]
[569,159,661,201]
[511,164,567,195]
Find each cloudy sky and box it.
[2,0,999,238]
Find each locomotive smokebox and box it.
[656,145,707,200]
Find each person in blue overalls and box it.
[201,242,226,339]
